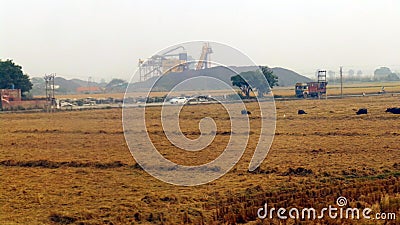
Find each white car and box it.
[169,97,187,104]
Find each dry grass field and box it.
[1,95,400,224]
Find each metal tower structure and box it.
[44,73,56,112]
[317,70,327,83]
[317,70,327,99]
[196,42,213,70]
[138,46,187,82]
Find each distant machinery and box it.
[196,42,213,70]
[138,43,213,82]
[138,46,188,82]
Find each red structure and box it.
[0,89,21,102]
[0,89,47,110]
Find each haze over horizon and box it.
[1,0,399,82]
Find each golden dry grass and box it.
[1,95,399,224]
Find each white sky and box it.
[1,0,399,81]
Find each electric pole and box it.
[88,76,92,95]
[44,73,56,112]
[340,66,343,98]
[52,73,56,100]
[44,74,49,101]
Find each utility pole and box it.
[44,74,49,101]
[44,74,50,112]
[340,66,343,98]
[44,73,56,112]
[52,73,56,100]
[51,73,56,112]
[88,76,92,94]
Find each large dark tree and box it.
[231,73,253,98]
[231,66,278,98]
[259,66,278,90]
[0,59,33,94]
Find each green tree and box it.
[259,66,278,90]
[231,73,252,98]
[0,59,33,95]
[374,67,392,80]
[231,66,278,98]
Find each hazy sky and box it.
[1,0,399,81]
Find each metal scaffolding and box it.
[138,46,188,82]
[138,43,214,82]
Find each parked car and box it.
[169,97,187,104]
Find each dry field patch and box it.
[1,95,399,224]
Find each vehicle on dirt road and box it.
[295,70,328,98]
[169,97,188,104]
[295,82,328,98]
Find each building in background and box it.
[0,89,47,111]
[0,89,21,102]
